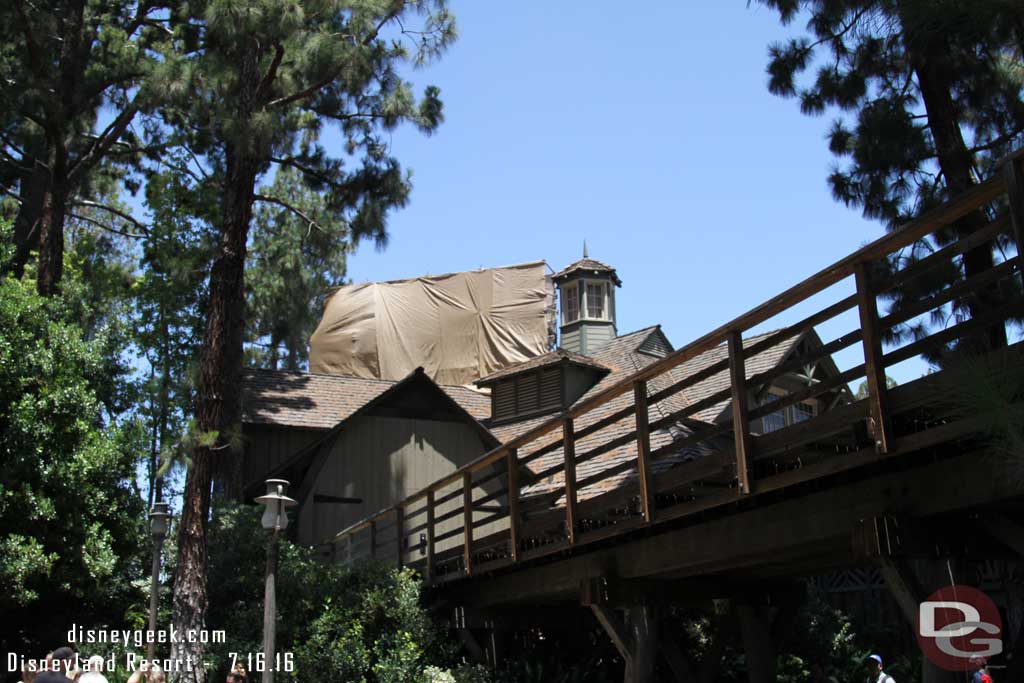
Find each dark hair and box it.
[51,648,75,663]
[229,674,246,683]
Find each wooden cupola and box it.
[552,244,621,355]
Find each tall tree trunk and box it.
[7,157,49,279]
[900,1,1008,353]
[36,175,68,297]
[169,147,261,683]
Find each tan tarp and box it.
[309,261,555,385]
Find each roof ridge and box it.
[243,366,493,391]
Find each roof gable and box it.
[241,367,491,430]
[242,368,499,501]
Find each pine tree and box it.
[162,3,455,679]
[246,168,350,371]
[757,0,1024,358]
[0,0,175,294]
[134,161,215,505]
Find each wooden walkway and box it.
[329,152,1024,607]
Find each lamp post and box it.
[255,479,296,683]
[147,501,171,662]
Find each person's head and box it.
[969,655,987,671]
[866,654,883,672]
[51,648,75,674]
[228,675,245,683]
[21,663,37,683]
[232,662,246,677]
[147,666,166,683]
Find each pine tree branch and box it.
[71,199,148,234]
[267,3,410,108]
[267,76,336,108]
[253,193,325,235]
[70,212,146,239]
[13,0,45,78]
[68,99,141,186]
[967,129,1024,156]
[0,185,24,203]
[269,155,347,190]
[254,42,285,104]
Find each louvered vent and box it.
[490,367,564,423]
[494,382,516,421]
[539,368,561,411]
[516,373,540,413]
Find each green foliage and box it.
[203,502,472,683]
[0,261,146,654]
[756,0,1024,225]
[246,168,350,371]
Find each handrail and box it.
[331,165,1020,578]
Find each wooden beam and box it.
[369,519,377,560]
[727,331,753,494]
[454,448,1022,608]
[633,381,655,521]
[854,262,894,453]
[463,471,474,576]
[395,506,405,568]
[735,600,775,683]
[627,604,658,683]
[1004,155,1024,268]
[456,628,486,664]
[507,449,520,562]
[660,635,697,683]
[878,556,924,624]
[425,490,435,580]
[562,417,579,544]
[590,605,633,666]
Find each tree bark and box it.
[899,1,1008,353]
[36,174,68,297]
[169,39,264,673]
[169,150,258,681]
[7,157,49,279]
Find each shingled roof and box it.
[552,257,622,286]
[488,326,805,504]
[241,368,491,430]
[475,348,610,385]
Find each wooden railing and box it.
[329,151,1024,584]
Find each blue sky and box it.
[338,2,911,380]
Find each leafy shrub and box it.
[204,502,475,683]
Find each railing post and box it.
[633,380,655,522]
[369,520,377,560]
[395,507,405,569]
[463,471,474,575]
[855,262,894,454]
[426,490,435,580]
[1005,154,1024,268]
[562,417,579,544]
[507,448,520,562]
[727,331,753,494]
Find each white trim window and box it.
[585,281,607,320]
[759,391,817,433]
[562,283,579,324]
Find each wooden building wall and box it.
[296,415,497,549]
[243,425,325,488]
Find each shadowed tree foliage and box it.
[756,0,1024,361]
[0,0,178,294]
[245,168,350,371]
[160,2,456,680]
